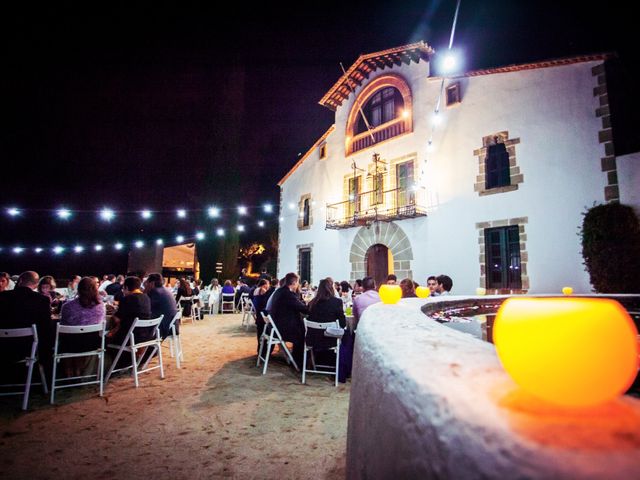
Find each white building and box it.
[277,41,637,294]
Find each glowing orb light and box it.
[562,286,573,295]
[494,297,639,407]
[415,286,430,298]
[379,284,402,304]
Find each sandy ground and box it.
[0,313,349,479]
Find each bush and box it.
[581,203,640,293]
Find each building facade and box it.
[277,41,633,294]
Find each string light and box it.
[195,232,205,240]
[95,244,103,251]
[57,208,72,220]
[207,207,220,218]
[216,228,225,237]
[13,246,24,254]
[74,245,84,253]
[237,206,248,215]
[156,238,164,245]
[263,204,273,213]
[7,207,21,217]
[100,208,115,221]
[141,209,152,219]
[134,241,144,249]
[114,243,124,251]
[177,209,187,218]
[237,225,245,232]
[258,220,265,227]
[176,235,185,243]
[35,247,43,253]
[53,246,65,254]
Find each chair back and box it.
[168,310,182,329]
[304,319,340,331]
[133,315,164,329]
[0,325,38,359]
[57,323,105,335]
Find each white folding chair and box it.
[207,291,220,315]
[241,294,255,329]
[302,320,342,387]
[0,325,48,410]
[192,296,202,321]
[50,322,106,404]
[221,293,235,314]
[164,310,184,368]
[256,312,299,374]
[104,315,165,388]
[178,296,197,324]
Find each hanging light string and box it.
[423,0,463,175]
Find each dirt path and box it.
[0,313,349,479]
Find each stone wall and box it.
[347,298,640,479]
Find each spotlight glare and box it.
[238,206,248,215]
[196,232,205,240]
[176,235,185,243]
[263,204,273,213]
[207,206,220,218]
[216,228,225,237]
[141,209,152,219]
[100,208,115,221]
[57,208,72,220]
[177,209,187,218]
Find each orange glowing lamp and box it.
[562,286,573,295]
[379,284,402,304]
[494,297,639,407]
[416,286,430,298]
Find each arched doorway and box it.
[366,244,391,288]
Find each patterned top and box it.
[60,298,105,326]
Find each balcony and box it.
[348,117,407,155]
[325,187,427,230]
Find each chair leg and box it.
[257,335,265,367]
[104,346,125,385]
[131,346,139,388]
[335,343,340,387]
[157,344,165,379]
[168,336,175,358]
[302,346,307,384]
[175,335,181,369]
[50,357,58,404]
[98,352,104,397]
[262,336,273,375]
[22,359,35,411]
[39,363,48,394]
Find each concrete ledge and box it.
[347,298,640,479]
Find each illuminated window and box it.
[356,87,404,135]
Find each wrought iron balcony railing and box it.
[325,187,427,230]
[349,117,407,155]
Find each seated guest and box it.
[352,276,380,328]
[235,279,252,307]
[307,278,346,348]
[400,278,417,298]
[38,275,63,314]
[0,272,10,292]
[175,278,194,318]
[268,272,309,366]
[436,275,453,296]
[252,279,271,353]
[105,275,125,302]
[427,276,439,296]
[385,274,397,285]
[352,279,363,296]
[64,275,81,300]
[145,273,178,339]
[264,277,282,314]
[106,276,152,346]
[0,271,53,379]
[221,280,235,295]
[59,277,105,376]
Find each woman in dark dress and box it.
[307,279,346,351]
[175,278,193,317]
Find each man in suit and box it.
[0,271,54,380]
[268,272,309,366]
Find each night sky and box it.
[1,1,637,276]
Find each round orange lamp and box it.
[379,284,402,304]
[494,297,639,407]
[562,286,573,295]
[416,286,430,298]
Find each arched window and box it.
[356,87,404,135]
